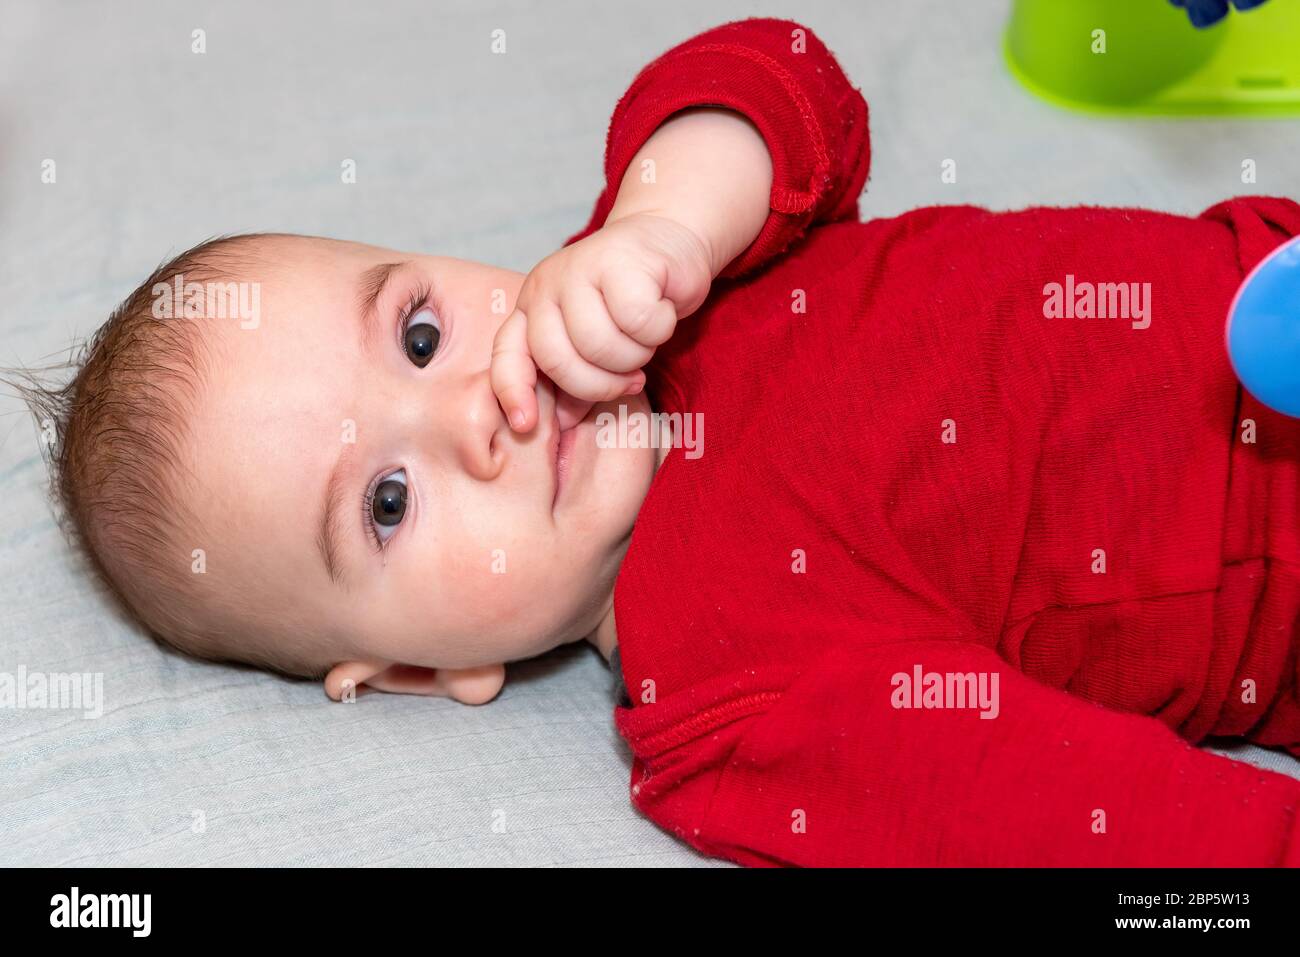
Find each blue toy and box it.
[1170,0,1271,29]
[1226,235,1300,417]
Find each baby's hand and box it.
[491,211,713,432]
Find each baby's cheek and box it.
[422,535,536,628]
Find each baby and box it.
[17,17,1300,866]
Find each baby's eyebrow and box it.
[316,441,356,587]
[356,261,409,346]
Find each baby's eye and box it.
[403,307,442,368]
[369,469,407,544]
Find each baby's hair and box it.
[3,233,329,681]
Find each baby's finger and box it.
[527,298,643,403]
[562,282,654,374]
[554,382,597,432]
[602,268,680,347]
[490,308,540,431]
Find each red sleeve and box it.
[562,17,871,279]
[626,638,1300,867]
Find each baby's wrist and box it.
[606,107,772,278]
[605,205,720,278]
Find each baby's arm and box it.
[643,637,1300,866]
[492,17,870,430]
[491,111,771,428]
[603,106,773,281]
[566,17,872,276]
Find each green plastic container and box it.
[1005,0,1300,115]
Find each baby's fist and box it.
[491,212,713,431]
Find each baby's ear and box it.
[324,661,505,705]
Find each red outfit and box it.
[565,18,1300,866]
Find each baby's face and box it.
[186,236,659,691]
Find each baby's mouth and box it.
[554,420,578,508]
[541,375,590,512]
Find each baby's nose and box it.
[440,369,508,481]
